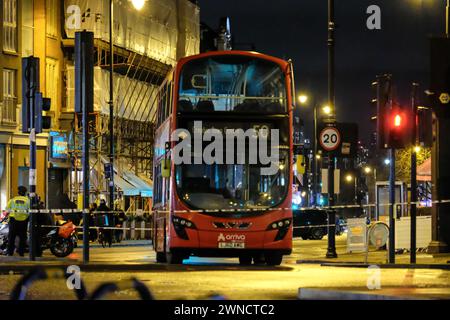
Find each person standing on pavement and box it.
[6,186,30,256]
[88,202,98,242]
[96,199,113,247]
[113,202,126,243]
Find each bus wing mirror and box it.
[191,75,207,89]
[161,159,171,178]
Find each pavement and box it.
[0,236,449,300]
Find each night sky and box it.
[198,0,445,144]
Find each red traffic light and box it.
[393,114,402,127]
[387,108,412,149]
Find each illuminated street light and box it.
[131,0,146,10]
[364,166,372,174]
[298,95,309,104]
[345,174,353,183]
[384,158,391,165]
[316,154,321,160]
[322,105,332,115]
[414,145,422,153]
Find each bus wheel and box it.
[239,255,252,265]
[156,252,167,263]
[166,252,184,264]
[265,252,283,266]
[252,254,265,265]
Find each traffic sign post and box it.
[320,125,340,259]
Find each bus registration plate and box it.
[218,242,245,249]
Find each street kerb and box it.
[319,262,450,270]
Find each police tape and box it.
[37,224,345,231]
[2,198,448,215]
[39,225,154,231]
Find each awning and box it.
[122,171,153,197]
[86,155,152,197]
[114,173,140,196]
[417,158,431,182]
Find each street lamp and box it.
[364,166,372,174]
[298,94,309,104]
[322,105,332,115]
[131,0,146,10]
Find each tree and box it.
[395,148,431,184]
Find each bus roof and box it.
[176,50,290,71]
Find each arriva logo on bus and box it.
[171,121,281,175]
[217,233,246,242]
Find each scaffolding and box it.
[60,0,200,206]
[61,38,171,205]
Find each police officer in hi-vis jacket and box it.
[6,186,30,256]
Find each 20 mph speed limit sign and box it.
[319,127,341,151]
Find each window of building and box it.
[2,69,17,124]
[46,57,58,112]
[46,0,58,37]
[3,0,18,53]
[22,0,34,57]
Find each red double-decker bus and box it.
[152,51,295,265]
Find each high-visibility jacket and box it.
[6,196,31,221]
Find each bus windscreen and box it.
[178,55,287,113]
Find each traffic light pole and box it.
[326,0,337,259]
[26,60,38,261]
[389,148,396,263]
[410,83,419,264]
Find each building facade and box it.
[0,0,200,210]
[0,0,65,210]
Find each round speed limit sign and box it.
[319,127,341,151]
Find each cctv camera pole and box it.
[326,0,338,258]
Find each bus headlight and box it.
[172,216,196,240]
[267,219,292,241]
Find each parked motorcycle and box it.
[0,218,9,252]
[0,216,76,258]
[42,220,77,257]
